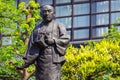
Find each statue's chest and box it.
[38,25,53,34]
[34,23,59,38]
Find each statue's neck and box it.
[43,20,54,25]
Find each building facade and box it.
[1,0,120,46]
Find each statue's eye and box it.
[48,10,52,12]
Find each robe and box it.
[23,20,70,80]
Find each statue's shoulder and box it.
[54,21,65,27]
[34,22,43,29]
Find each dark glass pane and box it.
[20,0,29,3]
[74,16,90,27]
[74,29,89,39]
[111,0,120,11]
[116,26,120,31]
[56,5,72,17]
[37,0,53,5]
[92,1,109,13]
[67,30,71,39]
[56,17,71,28]
[56,0,71,4]
[92,27,108,37]
[2,37,12,45]
[74,0,89,2]
[111,13,120,24]
[15,0,18,7]
[91,14,109,26]
[74,3,90,15]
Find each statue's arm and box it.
[53,23,70,55]
[17,33,39,70]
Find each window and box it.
[92,27,108,37]
[91,14,109,26]
[1,25,17,46]
[74,3,90,15]
[2,37,12,45]
[111,0,120,11]
[116,26,120,31]
[20,0,29,3]
[37,0,53,5]
[56,5,72,17]
[18,0,120,43]
[56,0,71,4]
[56,17,72,28]
[111,13,120,24]
[67,30,71,39]
[92,1,109,13]
[74,0,89,2]
[15,0,18,7]
[74,29,89,39]
[74,16,90,27]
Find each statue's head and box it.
[40,5,55,22]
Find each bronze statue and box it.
[17,5,70,80]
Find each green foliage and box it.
[0,0,40,79]
[1,0,120,80]
[0,46,23,79]
[62,27,120,80]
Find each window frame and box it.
[1,0,120,46]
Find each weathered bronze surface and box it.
[17,5,70,80]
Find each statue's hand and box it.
[16,64,29,70]
[45,38,55,45]
[16,66,25,70]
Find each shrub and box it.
[62,27,120,80]
[0,0,40,79]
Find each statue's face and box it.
[41,5,55,22]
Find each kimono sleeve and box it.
[53,23,70,56]
[23,33,39,66]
